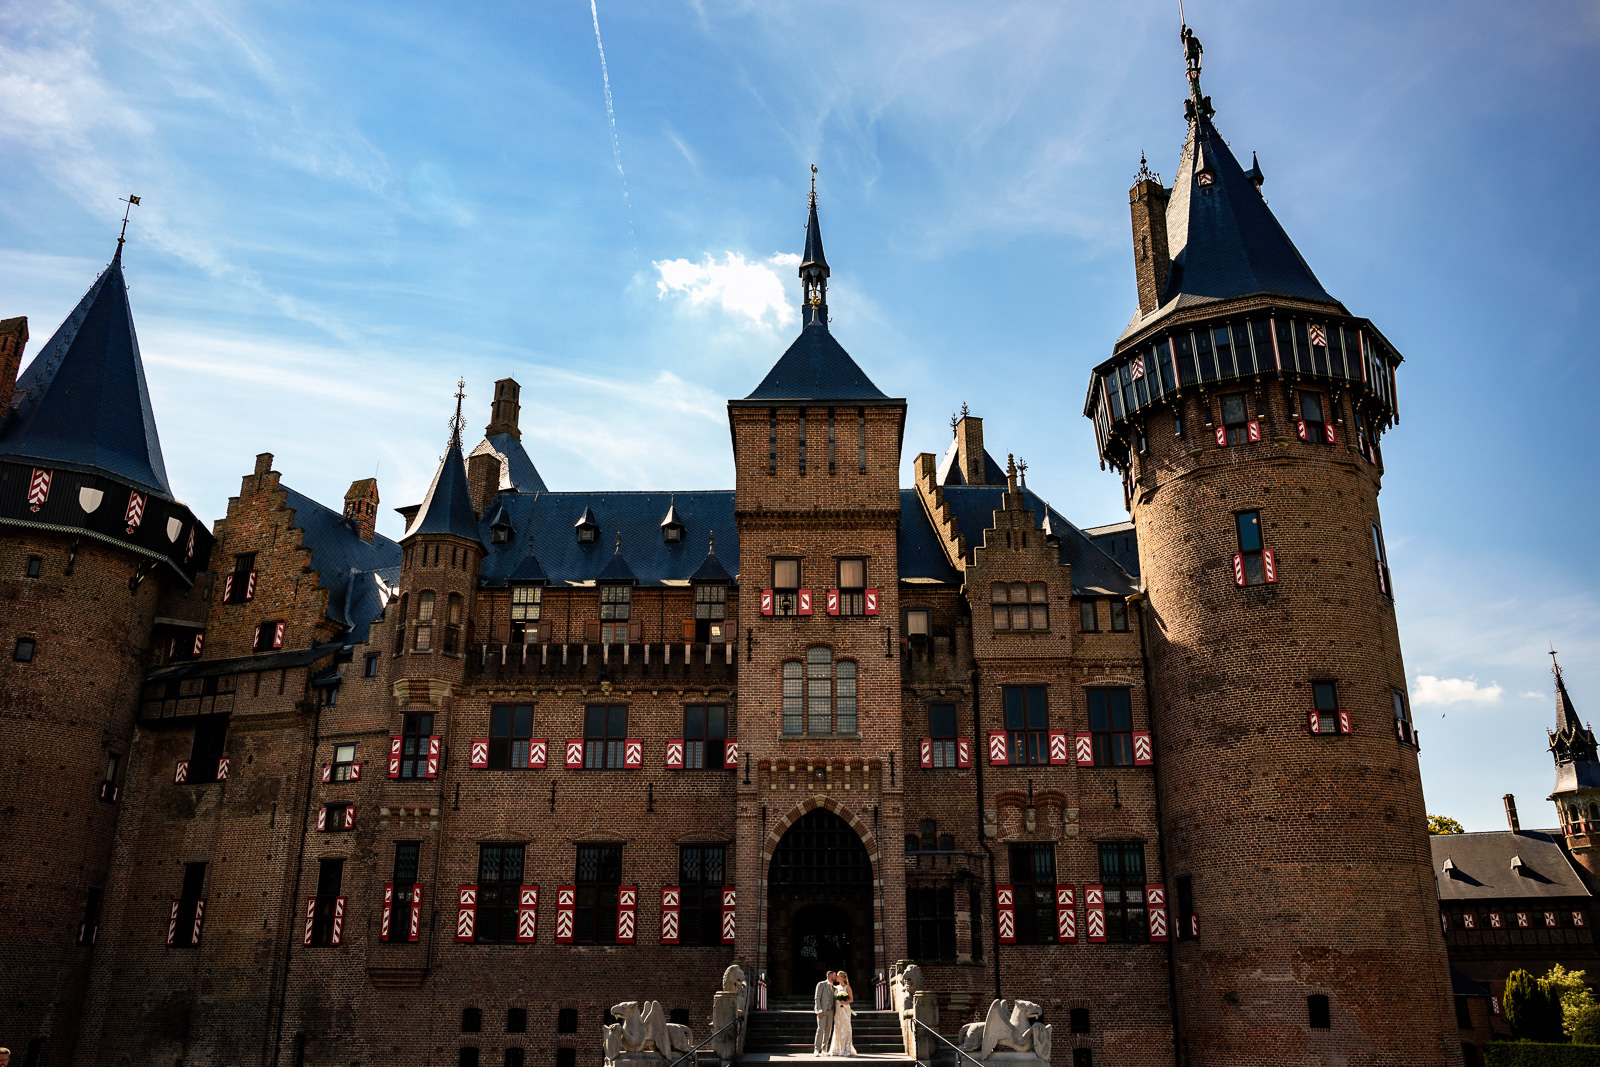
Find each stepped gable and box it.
[0,249,172,498]
[934,435,1006,486]
[282,486,401,643]
[938,484,1138,596]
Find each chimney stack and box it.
[1504,793,1521,834]
[343,477,379,543]
[467,452,500,517]
[0,316,27,415]
[485,377,522,440]
[955,413,988,486]
[1129,177,1171,317]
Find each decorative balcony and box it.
[467,640,737,684]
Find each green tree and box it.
[1428,814,1465,835]
[1506,969,1565,1042]
[1544,964,1599,1040]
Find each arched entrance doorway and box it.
[766,807,874,999]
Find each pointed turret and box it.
[1549,657,1598,765]
[800,164,830,326]
[403,387,482,544]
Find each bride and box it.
[828,971,857,1056]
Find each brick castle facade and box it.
[0,28,1466,1067]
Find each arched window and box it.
[415,591,435,652]
[444,593,463,653]
[781,648,858,736]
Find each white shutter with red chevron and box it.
[27,468,52,511]
[1085,885,1107,943]
[1325,423,1338,445]
[1075,733,1094,767]
[271,621,284,649]
[660,887,681,944]
[470,739,489,768]
[389,736,402,778]
[302,898,317,945]
[1056,885,1077,943]
[167,900,181,946]
[920,739,933,769]
[350,761,361,781]
[1232,553,1246,586]
[556,886,576,942]
[1262,549,1278,583]
[426,737,441,778]
[957,738,972,768]
[565,740,584,768]
[1213,425,1228,447]
[865,589,879,616]
[1338,710,1352,735]
[1048,731,1070,766]
[724,739,739,769]
[343,805,355,830]
[517,885,539,943]
[624,739,643,769]
[1296,418,1309,442]
[216,756,229,780]
[1247,419,1262,442]
[1133,731,1153,766]
[174,759,189,784]
[456,886,477,942]
[528,740,547,768]
[316,806,327,831]
[988,731,1009,766]
[617,885,637,943]
[321,764,332,784]
[124,490,146,533]
[222,574,234,602]
[330,897,346,946]
[190,898,206,946]
[245,570,257,601]
[996,886,1016,944]
[761,590,773,616]
[827,589,840,615]
[721,886,737,943]
[408,886,423,942]
[798,589,812,615]
[381,883,394,941]
[1147,884,1169,941]
[666,740,684,769]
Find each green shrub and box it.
[1507,970,1566,1043]
[1484,1041,1600,1067]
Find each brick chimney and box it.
[252,452,280,492]
[0,316,28,414]
[486,377,521,440]
[1504,793,1521,834]
[467,452,500,517]
[955,413,988,486]
[343,477,379,543]
[1130,177,1171,316]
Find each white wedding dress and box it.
[829,995,857,1056]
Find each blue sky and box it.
[2,0,1597,831]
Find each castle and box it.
[0,28,1465,1067]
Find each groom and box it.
[813,970,836,1055]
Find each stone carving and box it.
[890,964,923,1015]
[957,999,1052,1063]
[721,964,746,993]
[603,1001,693,1067]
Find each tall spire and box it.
[402,382,481,543]
[1180,20,1213,124]
[1549,653,1597,765]
[800,165,830,327]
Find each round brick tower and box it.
[1082,26,1460,1066]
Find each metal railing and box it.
[912,1018,986,1067]
[664,1018,740,1067]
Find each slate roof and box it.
[282,487,402,643]
[743,321,892,403]
[468,432,548,494]
[937,486,1139,596]
[597,539,638,584]
[689,542,734,584]
[802,195,828,275]
[1432,830,1593,902]
[1084,520,1141,578]
[0,249,173,498]
[146,642,346,682]
[405,438,482,543]
[898,489,961,586]
[935,436,1007,486]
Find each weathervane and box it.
[810,163,818,204]
[449,378,467,446]
[117,194,141,253]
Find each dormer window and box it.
[575,507,598,544]
[661,503,685,544]
[490,521,512,545]
[1510,855,1528,877]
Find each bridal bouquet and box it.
[834,991,849,1002]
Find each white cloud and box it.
[1412,675,1504,707]
[653,252,799,329]
[1523,691,1546,701]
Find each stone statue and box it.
[957,999,1052,1063]
[603,1001,693,1067]
[890,964,923,1015]
[721,964,746,994]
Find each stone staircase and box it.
[741,1005,914,1063]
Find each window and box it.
[1175,874,1194,941]
[14,637,35,662]
[837,559,866,616]
[1307,994,1331,1030]
[98,753,120,802]
[1220,392,1249,444]
[906,609,930,638]
[254,620,286,652]
[1393,688,1413,738]
[445,593,463,653]
[575,845,623,943]
[928,703,957,768]
[1455,995,1473,1030]
[557,1009,579,1034]
[322,802,351,832]
[172,862,206,947]
[504,1050,525,1067]
[694,584,727,643]
[786,648,856,735]
[511,585,543,641]
[188,715,228,784]
[25,555,42,578]
[79,885,103,946]
[462,1007,483,1032]
[507,1008,528,1033]
[475,844,525,943]
[1003,686,1048,765]
[1099,843,1146,942]
[584,705,628,769]
[1299,391,1328,443]
[1073,1051,1094,1067]
[772,559,802,616]
[600,584,631,621]
[227,553,256,604]
[1311,681,1344,735]
[1009,844,1057,944]
[1372,521,1392,598]
[1109,598,1129,632]
[683,705,727,769]
[768,409,778,474]
[394,593,409,655]
[490,704,534,769]
[1088,688,1133,766]
[364,653,380,677]
[459,1050,480,1067]
[1235,511,1269,586]
[1079,599,1099,632]
[1069,1009,1090,1035]
[799,410,807,473]
[907,884,957,961]
[991,582,1048,631]
[308,858,344,946]
[388,842,420,941]
[415,591,435,652]
[332,744,357,782]
[679,845,726,945]
[858,408,867,473]
[399,713,433,779]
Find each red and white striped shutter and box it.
[1262,549,1278,583]
[316,806,328,831]
[556,886,576,942]
[1247,419,1262,442]
[344,805,355,830]
[1056,886,1077,943]
[957,738,972,768]
[1232,554,1246,586]
[1462,912,1475,930]
[1439,912,1450,933]
[517,885,539,943]
[470,740,489,768]
[1574,910,1587,928]
[528,740,547,768]
[798,589,812,615]
[996,886,1016,944]
[321,764,332,783]
[1133,732,1153,765]
[1085,885,1107,942]
[1189,914,1200,939]
[245,570,257,600]
[920,739,933,769]
[426,737,441,778]
[565,740,585,768]
[167,900,180,946]
[222,574,234,602]
[28,468,52,510]
[623,739,643,769]
[1491,996,1502,1016]
[330,897,346,946]
[1213,425,1228,447]
[1337,710,1352,735]
[721,886,737,944]
[192,633,205,657]
[455,886,477,942]
[389,736,402,778]
[827,589,840,616]
[865,589,879,616]
[1308,710,1321,734]
[216,756,229,780]
[175,759,189,783]
[1545,911,1559,928]
[381,883,394,941]
[408,886,423,942]
[1517,911,1529,928]
[761,590,773,616]
[1325,423,1337,444]
[1296,419,1309,441]
[1147,884,1169,941]
[665,740,685,769]
[723,739,739,769]
[303,898,317,945]
[660,887,681,944]
[184,899,202,942]
[1075,733,1094,767]
[987,731,1009,766]
[1041,731,1063,765]
[350,761,361,781]
[1488,911,1502,929]
[272,621,285,649]
[617,886,637,943]
[124,490,146,532]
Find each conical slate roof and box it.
[403,438,481,543]
[690,533,733,584]
[0,248,172,498]
[801,195,828,276]
[745,323,889,402]
[507,540,548,585]
[597,536,636,584]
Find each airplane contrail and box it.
[589,0,636,256]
